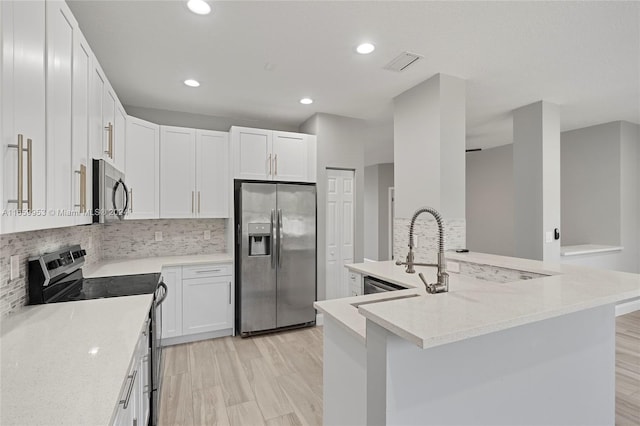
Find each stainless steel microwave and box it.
[92,159,129,223]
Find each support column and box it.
[513,101,561,262]
[393,74,466,262]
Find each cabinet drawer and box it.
[182,263,232,279]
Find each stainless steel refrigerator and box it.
[235,181,317,336]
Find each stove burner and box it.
[61,273,162,302]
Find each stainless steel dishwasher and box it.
[363,276,407,294]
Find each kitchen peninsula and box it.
[315,252,640,425]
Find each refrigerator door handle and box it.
[271,209,276,268]
[278,209,283,268]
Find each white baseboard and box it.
[161,328,233,346]
[616,298,640,316]
[316,313,324,326]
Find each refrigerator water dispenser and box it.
[248,223,271,256]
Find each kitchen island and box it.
[315,252,640,425]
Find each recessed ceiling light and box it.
[184,79,200,87]
[299,98,313,105]
[187,0,211,15]
[356,43,375,54]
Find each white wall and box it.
[562,121,639,273]
[377,163,394,261]
[466,145,515,256]
[364,165,379,260]
[299,113,366,300]
[466,121,640,273]
[561,122,621,246]
[364,163,395,261]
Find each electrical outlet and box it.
[10,255,20,280]
[447,261,460,273]
[203,230,211,240]
[155,231,163,242]
[414,235,419,248]
[545,231,553,243]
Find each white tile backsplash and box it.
[0,224,101,317]
[0,218,227,317]
[394,217,466,263]
[101,219,227,260]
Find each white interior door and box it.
[326,169,355,299]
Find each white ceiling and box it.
[68,0,639,159]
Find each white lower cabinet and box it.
[182,276,233,335]
[160,266,182,339]
[349,271,363,296]
[161,263,234,345]
[112,319,150,426]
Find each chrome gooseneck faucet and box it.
[395,207,449,294]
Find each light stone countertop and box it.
[0,294,153,426]
[83,253,233,278]
[316,253,640,349]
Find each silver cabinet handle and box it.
[129,188,133,213]
[26,138,32,211]
[74,164,87,212]
[120,369,137,409]
[278,209,283,268]
[104,122,113,158]
[191,191,194,214]
[198,191,201,214]
[228,282,231,304]
[8,135,32,211]
[195,269,222,273]
[274,154,278,176]
[268,153,272,175]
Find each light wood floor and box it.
[160,311,640,426]
[159,326,323,426]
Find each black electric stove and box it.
[28,245,160,304]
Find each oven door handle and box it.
[155,281,168,305]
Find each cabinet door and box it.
[159,126,196,218]
[161,266,182,340]
[89,63,105,166]
[231,127,272,180]
[46,0,74,229]
[102,86,116,164]
[1,0,47,234]
[272,131,309,182]
[196,130,229,218]
[72,31,92,225]
[114,103,126,172]
[126,116,159,220]
[182,276,233,335]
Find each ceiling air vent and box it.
[383,51,424,72]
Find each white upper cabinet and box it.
[114,103,126,172]
[72,29,92,225]
[126,116,160,220]
[231,126,316,182]
[90,59,126,172]
[46,0,74,229]
[272,131,316,182]
[159,126,230,219]
[1,0,47,234]
[160,126,197,218]
[196,130,229,218]
[232,127,272,180]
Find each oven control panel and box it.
[32,245,86,274]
